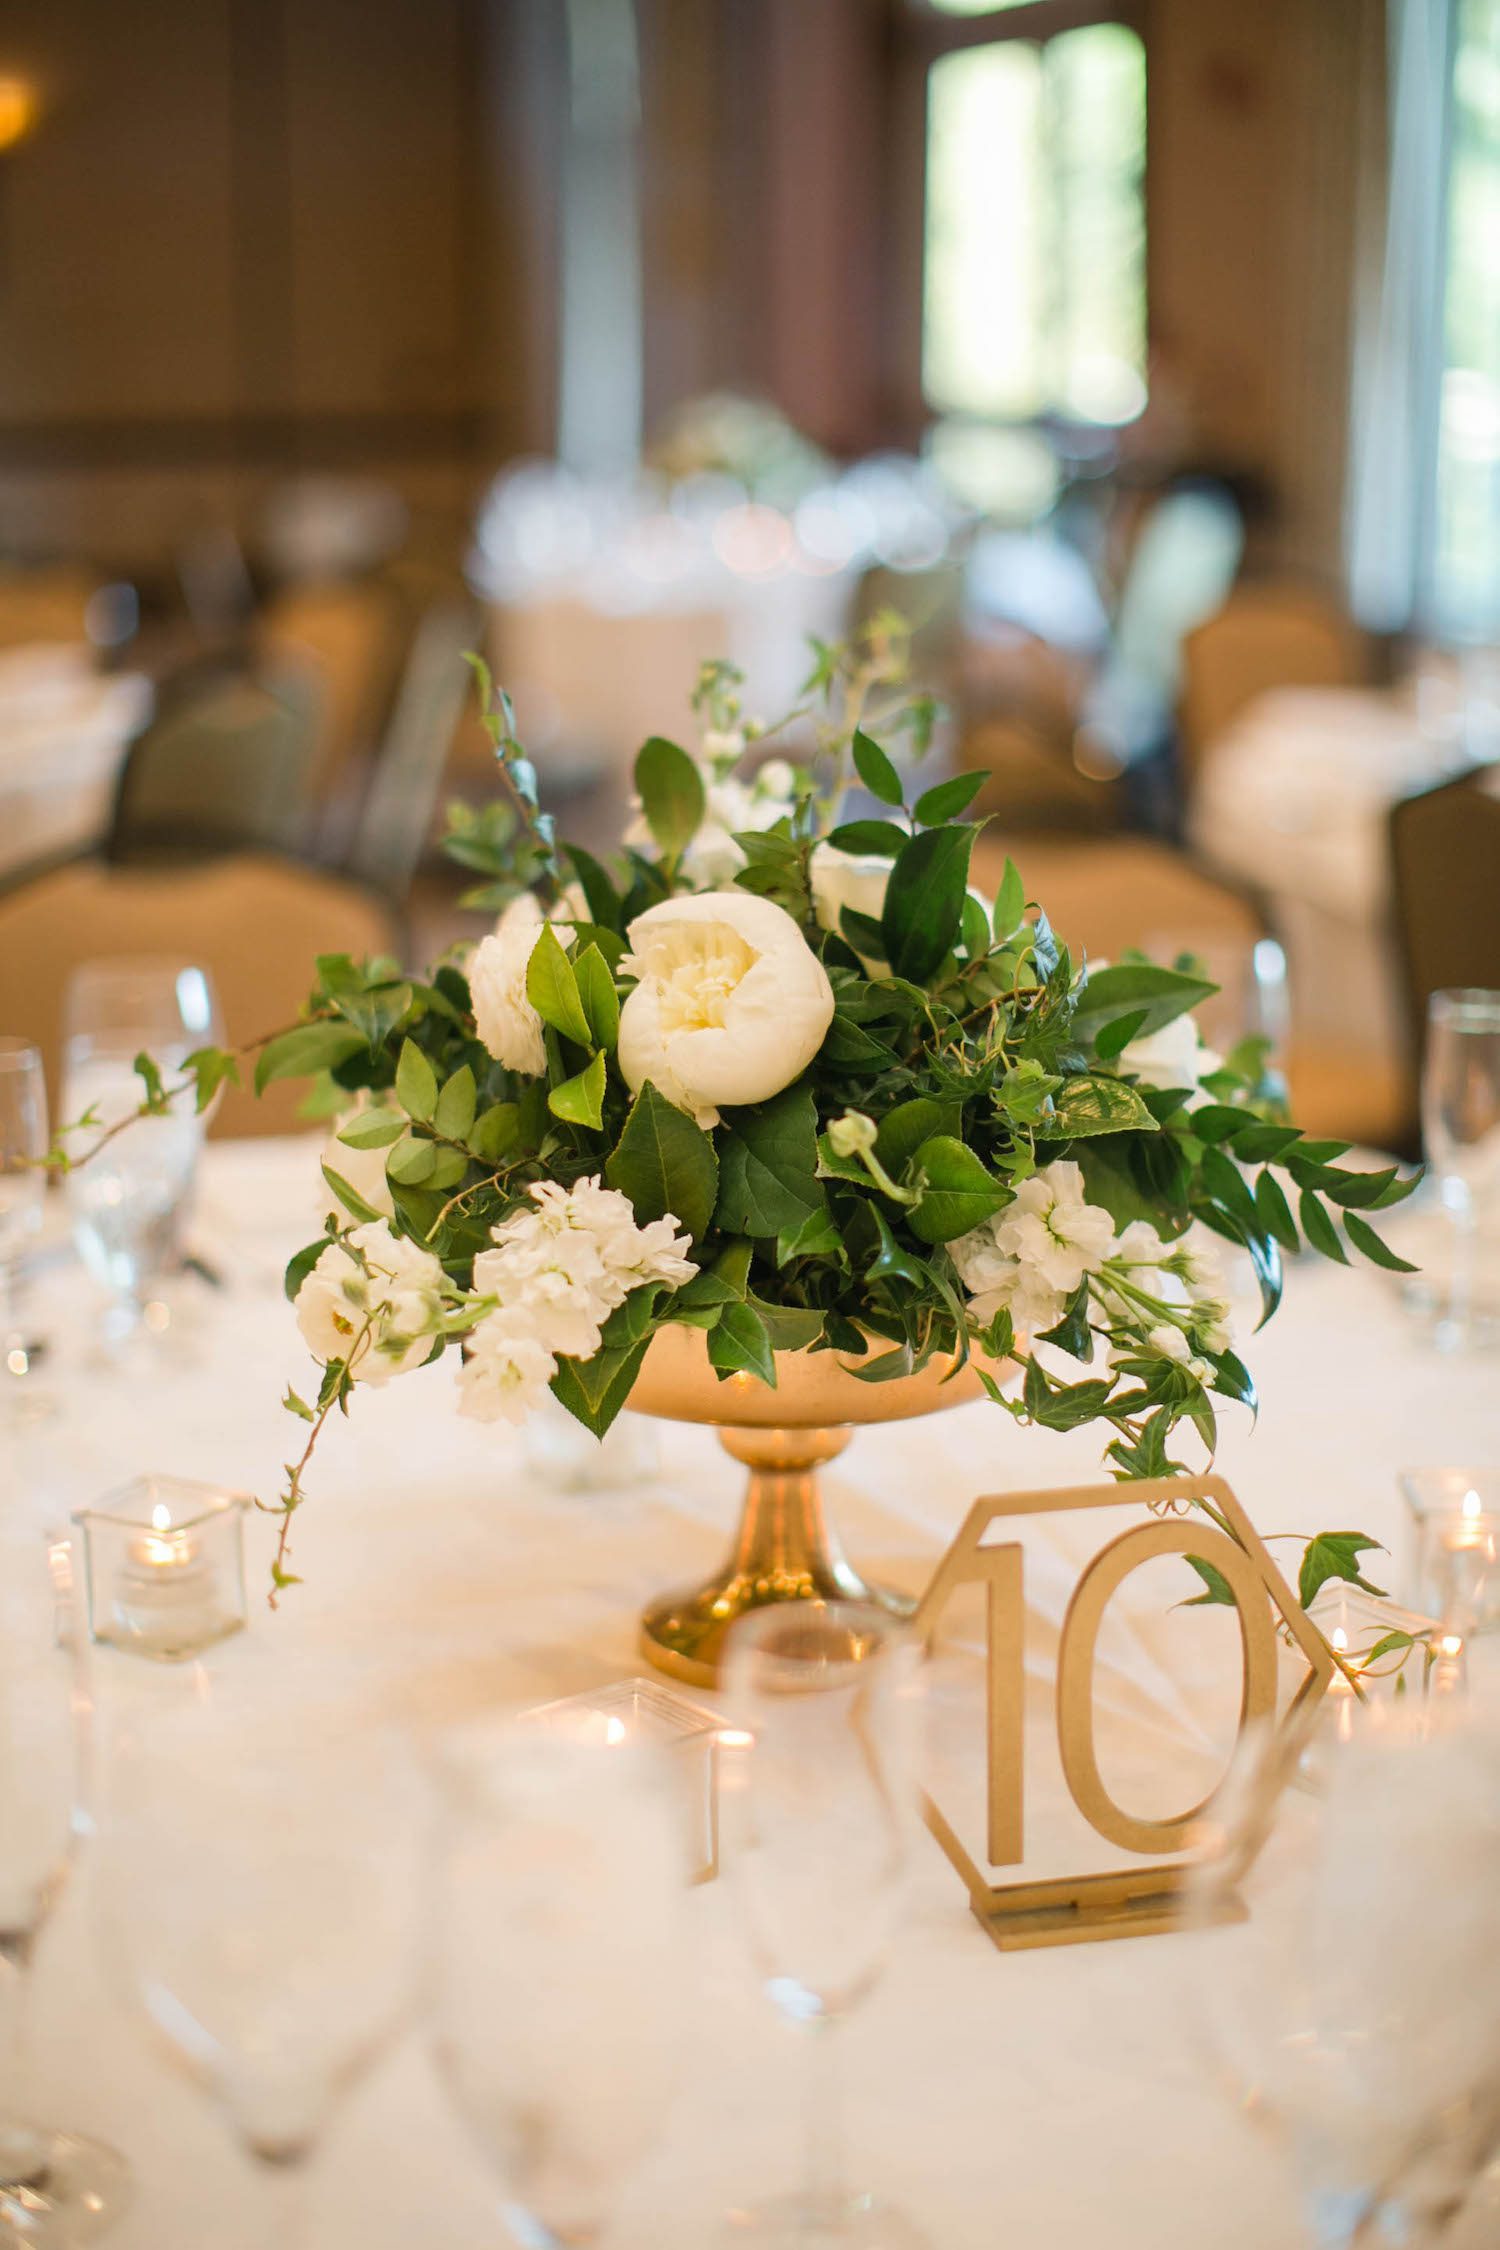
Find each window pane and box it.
[923,42,1045,419]
[921,25,1147,425]
[1435,0,1500,633]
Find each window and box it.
[920,16,1147,428]
[1434,0,1500,633]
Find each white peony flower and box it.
[295,1222,446,1384]
[1118,1011,1222,1092]
[457,1320,558,1425]
[322,1098,396,1221]
[618,890,834,1127]
[468,899,548,1076]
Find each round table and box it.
[11,1137,1499,2250]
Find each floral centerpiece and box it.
[67,620,1420,1678]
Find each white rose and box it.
[294,1222,446,1385]
[617,891,834,1127]
[457,1318,557,1425]
[810,844,992,974]
[322,1098,396,1221]
[469,905,547,1076]
[1118,1012,1222,1092]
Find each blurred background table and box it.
[10,1134,1496,2250]
[0,647,150,880]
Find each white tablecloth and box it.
[0,648,151,880]
[10,1137,1499,2250]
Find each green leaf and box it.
[822,1016,898,1073]
[959,891,991,959]
[716,1084,823,1236]
[1092,1008,1150,1063]
[880,823,975,983]
[565,843,623,931]
[550,1332,654,1439]
[1180,1555,1237,1608]
[848,1343,917,1384]
[992,857,1025,942]
[472,1102,521,1162]
[255,1020,368,1095]
[825,820,906,857]
[1200,1145,1260,1234]
[395,1037,438,1123]
[184,1045,240,1113]
[908,1135,1010,1244]
[1299,1531,1388,1610]
[874,1097,959,1175]
[866,1204,929,1288]
[1254,1167,1300,1252]
[526,924,593,1047]
[748,1296,825,1352]
[1343,1210,1420,1273]
[426,1147,470,1190]
[913,771,985,825]
[1071,964,1217,1046]
[434,1064,477,1142]
[332,980,412,1054]
[606,1080,719,1243]
[852,727,904,807]
[707,1300,777,1386]
[777,1206,844,1265]
[386,1136,438,1186]
[1035,1073,1161,1140]
[1299,1188,1350,1265]
[337,1108,406,1150]
[635,735,706,859]
[838,906,890,963]
[1228,1122,1303,1165]
[283,1237,330,1303]
[321,1161,384,1224]
[1366,1630,1418,1663]
[573,944,621,1050]
[548,1049,607,1130]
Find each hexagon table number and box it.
[914,1474,1335,1951]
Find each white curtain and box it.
[1345,0,1455,631]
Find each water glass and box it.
[1421,989,1500,1350]
[430,1730,688,2248]
[61,959,220,1345]
[0,1037,52,1422]
[720,1602,926,2249]
[0,1526,130,2242]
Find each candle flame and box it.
[1331,1626,1348,1654]
[150,1503,172,1533]
[604,1715,627,1746]
[1462,1488,1483,1521]
[717,1727,753,1750]
[1440,1633,1465,1658]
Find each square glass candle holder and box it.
[73,1476,249,1661]
[519,1676,731,1882]
[1399,1467,1500,1636]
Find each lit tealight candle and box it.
[1327,1626,1358,1743]
[114,1503,218,1655]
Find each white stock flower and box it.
[950,1159,1117,1339]
[1148,1323,1192,1363]
[618,890,834,1127]
[295,1222,446,1385]
[1118,1011,1222,1092]
[468,1175,697,1368]
[322,1098,396,1221]
[457,1321,558,1425]
[469,896,549,1076]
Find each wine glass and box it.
[0,1038,53,1424]
[1421,989,1500,1351]
[0,1524,130,2243]
[61,958,221,1349]
[430,1729,689,2247]
[720,1601,926,2249]
[95,1695,421,2246]
[1186,1710,1500,2248]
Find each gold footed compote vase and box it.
[628,1323,990,1688]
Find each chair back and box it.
[347,598,477,901]
[108,670,318,863]
[1391,767,1500,1062]
[258,580,403,816]
[1180,586,1361,778]
[0,852,400,1137]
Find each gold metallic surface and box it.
[630,1325,989,1688]
[914,1474,1334,1950]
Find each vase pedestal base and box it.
[637,1423,915,1691]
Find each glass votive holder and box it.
[73,1475,248,1662]
[1399,1467,1500,1636]
[518,1676,729,1882]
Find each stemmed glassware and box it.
[0,1037,53,1423]
[0,1523,130,2242]
[1421,988,1500,1351]
[95,1692,422,2246]
[429,1729,689,2248]
[61,958,221,1350]
[1186,1710,1500,2248]
[720,1601,926,2250]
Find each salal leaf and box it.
[707,1301,777,1386]
[851,727,904,807]
[606,1080,719,1243]
[526,925,593,1048]
[635,735,706,859]
[908,1135,1010,1245]
[747,1297,825,1351]
[880,824,975,983]
[548,1049,607,1130]
[1071,963,1217,1046]
[715,1084,823,1237]
[825,820,906,857]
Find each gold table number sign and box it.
[914,1473,1334,1951]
